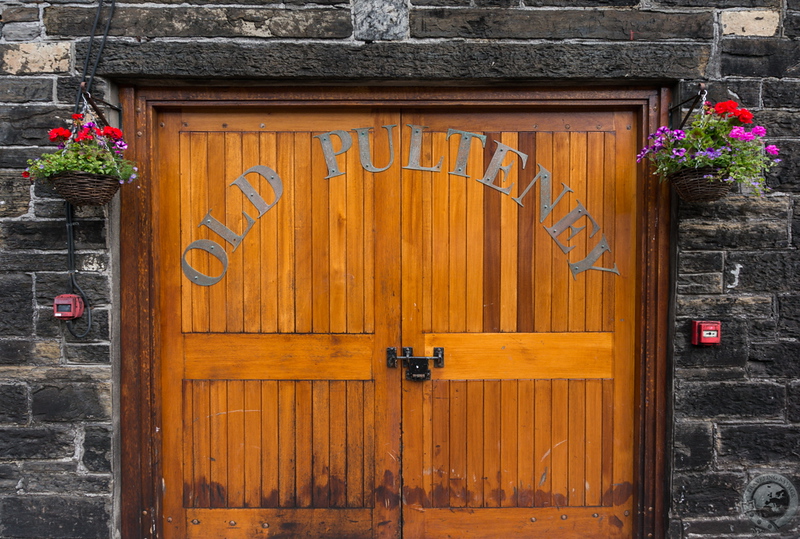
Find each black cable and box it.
[65,202,93,339]
[64,0,115,338]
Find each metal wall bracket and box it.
[386,347,444,381]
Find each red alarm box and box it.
[53,294,85,320]
[691,320,721,345]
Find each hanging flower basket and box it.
[50,171,121,206]
[667,167,733,203]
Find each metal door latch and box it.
[387,347,444,381]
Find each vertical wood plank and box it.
[465,133,485,333]
[295,381,313,508]
[568,379,586,507]
[243,381,263,508]
[585,379,603,506]
[206,132,228,333]
[262,380,281,508]
[226,380,245,507]
[363,381,375,509]
[189,133,211,333]
[260,132,279,333]
[180,132,193,334]
[500,379,518,507]
[517,133,536,333]
[533,380,552,507]
[192,380,211,508]
[312,381,330,507]
[422,379,433,508]
[499,132,519,332]
[311,135,330,333]
[483,133,502,333]
[241,133,262,333]
[448,132,467,333]
[483,380,501,508]
[517,379,535,507]
[431,380,450,507]
[550,133,570,333]
[278,380,296,507]
[568,132,588,333]
[276,132,296,333]
[603,133,617,333]
[466,380,484,508]
[432,131,450,333]
[209,380,228,508]
[329,381,347,507]
[585,132,605,332]
[294,133,313,333]
[602,379,615,507]
[346,135,365,334]
[533,133,553,333]
[551,379,569,508]
[449,381,467,507]
[346,381,365,507]
[224,133,245,333]
[182,380,194,507]
[329,153,348,334]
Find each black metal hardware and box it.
[386,347,445,381]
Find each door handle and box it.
[386,347,444,381]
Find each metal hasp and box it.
[386,347,445,381]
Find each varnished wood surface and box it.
[121,87,672,539]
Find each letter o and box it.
[182,239,229,286]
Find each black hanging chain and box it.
[670,83,708,130]
[64,0,116,339]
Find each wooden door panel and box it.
[158,109,401,538]
[401,110,637,538]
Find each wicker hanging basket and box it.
[667,167,733,203]
[50,172,121,206]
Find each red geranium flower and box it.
[72,113,84,120]
[735,109,754,124]
[101,126,124,140]
[713,100,739,115]
[22,170,30,178]
[75,128,94,142]
[48,127,72,142]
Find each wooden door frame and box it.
[118,86,672,539]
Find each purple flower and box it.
[752,126,767,137]
[672,130,686,140]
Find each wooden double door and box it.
[152,96,644,538]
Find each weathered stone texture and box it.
[91,41,710,80]
[0,427,73,459]
[673,318,747,369]
[0,77,52,103]
[749,341,800,378]
[718,425,800,464]
[410,10,713,40]
[0,496,109,538]
[355,0,407,40]
[0,339,60,366]
[0,42,70,74]
[0,105,70,145]
[720,10,779,36]
[0,274,34,336]
[1,6,40,22]
[674,381,785,419]
[724,251,800,292]
[677,295,773,319]
[672,472,745,516]
[0,383,28,423]
[767,140,800,192]
[44,6,353,38]
[673,421,714,471]
[722,38,800,78]
[0,219,106,250]
[678,220,789,250]
[0,170,31,217]
[789,382,800,423]
[32,384,111,422]
[83,425,112,473]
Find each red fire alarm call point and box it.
[691,320,721,345]
[53,294,85,320]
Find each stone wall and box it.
[1,0,799,537]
